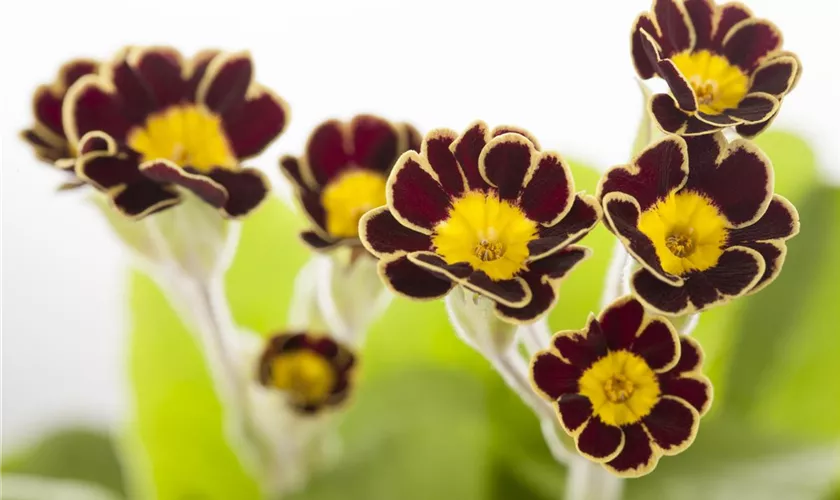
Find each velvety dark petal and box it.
[407,252,474,281]
[112,181,181,218]
[78,131,115,155]
[222,87,289,159]
[556,394,593,434]
[65,78,133,144]
[452,121,490,190]
[388,155,451,231]
[631,319,679,372]
[300,230,340,251]
[632,268,692,315]
[185,50,221,98]
[685,0,715,49]
[712,3,752,47]
[725,93,778,124]
[208,167,269,217]
[350,115,399,172]
[728,195,799,244]
[298,191,328,236]
[32,86,64,137]
[642,396,698,454]
[379,255,454,300]
[107,49,156,125]
[650,93,691,134]
[60,59,99,88]
[519,152,573,225]
[529,194,600,260]
[742,240,785,293]
[695,111,740,126]
[530,351,581,400]
[684,138,772,226]
[21,128,66,163]
[661,375,712,415]
[464,273,530,308]
[424,129,466,196]
[605,423,658,477]
[131,47,186,110]
[599,296,645,352]
[750,55,800,96]
[140,161,227,208]
[305,120,350,186]
[576,417,624,461]
[722,19,783,71]
[199,52,253,114]
[653,0,695,55]
[279,155,306,188]
[672,337,703,374]
[658,59,697,112]
[480,134,535,200]
[401,123,422,152]
[599,136,687,211]
[632,14,659,78]
[78,153,144,189]
[553,325,608,368]
[491,125,541,150]
[682,115,727,135]
[359,206,432,257]
[735,111,777,139]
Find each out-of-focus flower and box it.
[359,121,601,323]
[257,332,356,414]
[597,133,799,315]
[279,115,420,251]
[21,58,99,189]
[632,0,801,137]
[66,46,289,218]
[530,296,712,477]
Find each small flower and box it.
[359,121,601,323]
[279,115,420,251]
[21,58,99,189]
[66,46,289,218]
[632,0,801,137]
[257,332,356,414]
[597,133,799,315]
[530,296,713,477]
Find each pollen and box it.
[604,374,635,404]
[665,231,695,258]
[270,350,336,406]
[474,240,504,261]
[578,350,660,427]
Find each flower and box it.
[66,46,289,218]
[530,296,713,477]
[279,115,420,251]
[257,332,356,414]
[597,133,799,315]
[359,121,601,323]
[632,0,801,137]
[21,58,99,189]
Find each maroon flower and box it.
[257,332,356,414]
[358,121,601,323]
[632,0,801,137]
[279,114,420,251]
[530,296,712,477]
[21,58,99,189]
[597,133,799,315]
[66,46,289,219]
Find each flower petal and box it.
[750,53,801,96]
[722,19,783,71]
[140,160,227,208]
[632,318,679,372]
[631,268,692,315]
[661,374,713,416]
[279,155,306,188]
[350,114,400,173]
[63,75,133,145]
[300,231,341,251]
[657,59,698,112]
[742,240,786,294]
[576,417,625,462]
[529,194,601,261]
[552,319,608,367]
[712,3,752,46]
[685,0,715,49]
[556,394,593,434]
[129,47,186,110]
[406,251,473,281]
[184,49,221,97]
[530,351,581,401]
[642,396,699,455]
[632,14,659,78]
[652,0,696,55]
[387,153,451,234]
[650,94,720,135]
[111,181,181,219]
[222,86,289,160]
[604,423,659,477]
[77,152,143,190]
[599,296,645,352]
[491,125,542,150]
[423,128,466,196]
[452,121,491,191]
[672,336,704,374]
[359,206,433,258]
[108,49,156,125]
[208,168,270,218]
[198,51,253,114]
[519,152,574,226]
[304,120,350,187]
[479,133,537,200]
[735,112,777,139]
[464,273,531,309]
[299,190,328,233]
[725,93,779,124]
[378,255,454,300]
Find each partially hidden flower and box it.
[21,58,99,189]
[359,121,601,323]
[67,46,289,218]
[257,332,356,414]
[632,0,801,137]
[530,296,712,477]
[279,115,420,251]
[597,133,799,315]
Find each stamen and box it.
[604,374,635,404]
[473,239,504,261]
[665,232,695,258]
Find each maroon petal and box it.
[379,255,454,300]
[400,123,422,153]
[529,194,600,260]
[198,51,253,114]
[491,125,541,150]
[304,120,350,186]
[184,50,221,98]
[631,319,679,372]
[140,160,227,208]
[299,190,327,233]
[64,76,133,145]
[712,3,753,47]
[452,121,491,191]
[222,87,289,160]
[279,155,306,188]
[671,336,703,374]
[464,273,530,308]
[556,394,593,434]
[407,251,473,281]
[684,137,773,227]
[604,423,658,477]
[32,86,64,138]
[359,206,433,258]
[685,0,715,49]
[387,154,451,232]
[301,231,341,251]
[350,115,400,173]
[552,322,608,367]
[60,59,99,88]
[650,94,720,135]
[750,54,800,96]
[632,268,692,315]
[112,181,181,218]
[519,152,574,225]
[722,19,783,71]
[695,111,741,127]
[742,240,785,294]
[599,296,645,352]
[632,14,659,79]
[479,133,536,200]
[598,135,688,211]
[729,195,799,244]
[130,47,186,110]
[576,417,624,462]
[658,59,698,112]
[108,49,156,125]
[735,112,777,139]
[423,129,466,196]
[208,167,270,218]
[652,0,695,55]
[642,396,699,455]
[725,93,778,124]
[661,374,713,416]
[78,131,116,155]
[530,351,581,400]
[77,153,143,189]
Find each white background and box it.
[2,0,839,449]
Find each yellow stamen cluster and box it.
[578,350,660,427]
[321,170,387,238]
[270,350,336,406]
[670,50,749,115]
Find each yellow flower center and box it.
[321,170,387,238]
[432,191,538,281]
[637,191,728,276]
[670,50,749,115]
[127,105,237,172]
[270,350,336,405]
[578,350,660,427]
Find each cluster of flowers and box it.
[22,0,800,481]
